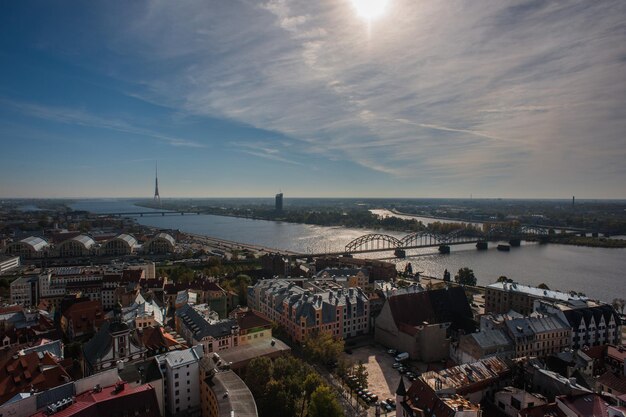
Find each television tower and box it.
[154,162,161,206]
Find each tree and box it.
[303,331,344,365]
[308,385,344,417]
[537,283,550,290]
[612,298,625,314]
[455,267,477,286]
[244,357,273,400]
[353,360,368,389]
[497,276,512,283]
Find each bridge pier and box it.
[438,245,450,254]
[162,212,165,216]
[476,241,488,250]
[539,236,550,244]
[592,232,598,238]
[509,239,521,247]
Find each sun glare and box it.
[351,0,389,20]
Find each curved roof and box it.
[105,233,137,248]
[19,236,49,252]
[59,234,96,250]
[153,232,175,246]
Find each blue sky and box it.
[1,1,625,198]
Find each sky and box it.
[0,1,625,199]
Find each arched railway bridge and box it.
[336,224,571,256]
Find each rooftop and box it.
[487,282,587,302]
[30,382,160,417]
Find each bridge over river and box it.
[304,224,590,257]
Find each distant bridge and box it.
[92,211,202,217]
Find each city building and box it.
[375,288,475,361]
[316,267,370,288]
[596,370,626,397]
[315,256,397,281]
[0,254,20,273]
[494,387,547,417]
[99,233,138,256]
[143,232,176,254]
[396,377,482,417]
[0,340,72,404]
[249,278,370,342]
[29,381,161,417]
[55,234,96,257]
[451,328,515,364]
[199,355,258,417]
[275,192,283,212]
[10,275,39,307]
[154,345,204,417]
[60,300,105,341]
[520,393,618,417]
[502,315,572,358]
[419,357,511,404]
[121,293,165,329]
[485,282,587,315]
[535,300,622,349]
[4,236,49,259]
[82,306,147,375]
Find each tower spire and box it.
[154,162,161,206]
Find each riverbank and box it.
[550,236,626,248]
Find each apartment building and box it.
[155,345,203,417]
[485,282,586,315]
[249,279,370,342]
[535,299,622,349]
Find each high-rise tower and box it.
[154,162,161,206]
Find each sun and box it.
[351,0,389,20]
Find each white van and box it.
[395,352,409,362]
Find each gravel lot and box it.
[342,345,404,414]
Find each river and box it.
[68,199,626,303]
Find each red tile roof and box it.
[61,301,104,336]
[597,371,626,395]
[608,346,626,362]
[558,394,610,417]
[236,311,272,331]
[31,382,160,417]
[0,351,71,403]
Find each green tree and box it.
[353,360,368,389]
[455,267,477,286]
[308,385,344,417]
[537,283,550,290]
[612,298,625,314]
[244,357,273,400]
[303,331,344,365]
[497,276,512,283]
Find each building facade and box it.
[249,279,370,342]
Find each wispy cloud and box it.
[12,0,624,196]
[1,98,206,148]
[232,141,303,165]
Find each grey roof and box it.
[156,345,203,369]
[316,267,369,277]
[505,315,569,339]
[470,329,513,350]
[209,369,258,417]
[152,232,175,246]
[114,233,138,247]
[487,282,586,302]
[19,236,49,251]
[254,279,368,325]
[66,234,96,249]
[176,304,237,341]
[21,339,64,359]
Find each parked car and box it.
[395,352,410,362]
[387,348,397,355]
[392,362,402,369]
